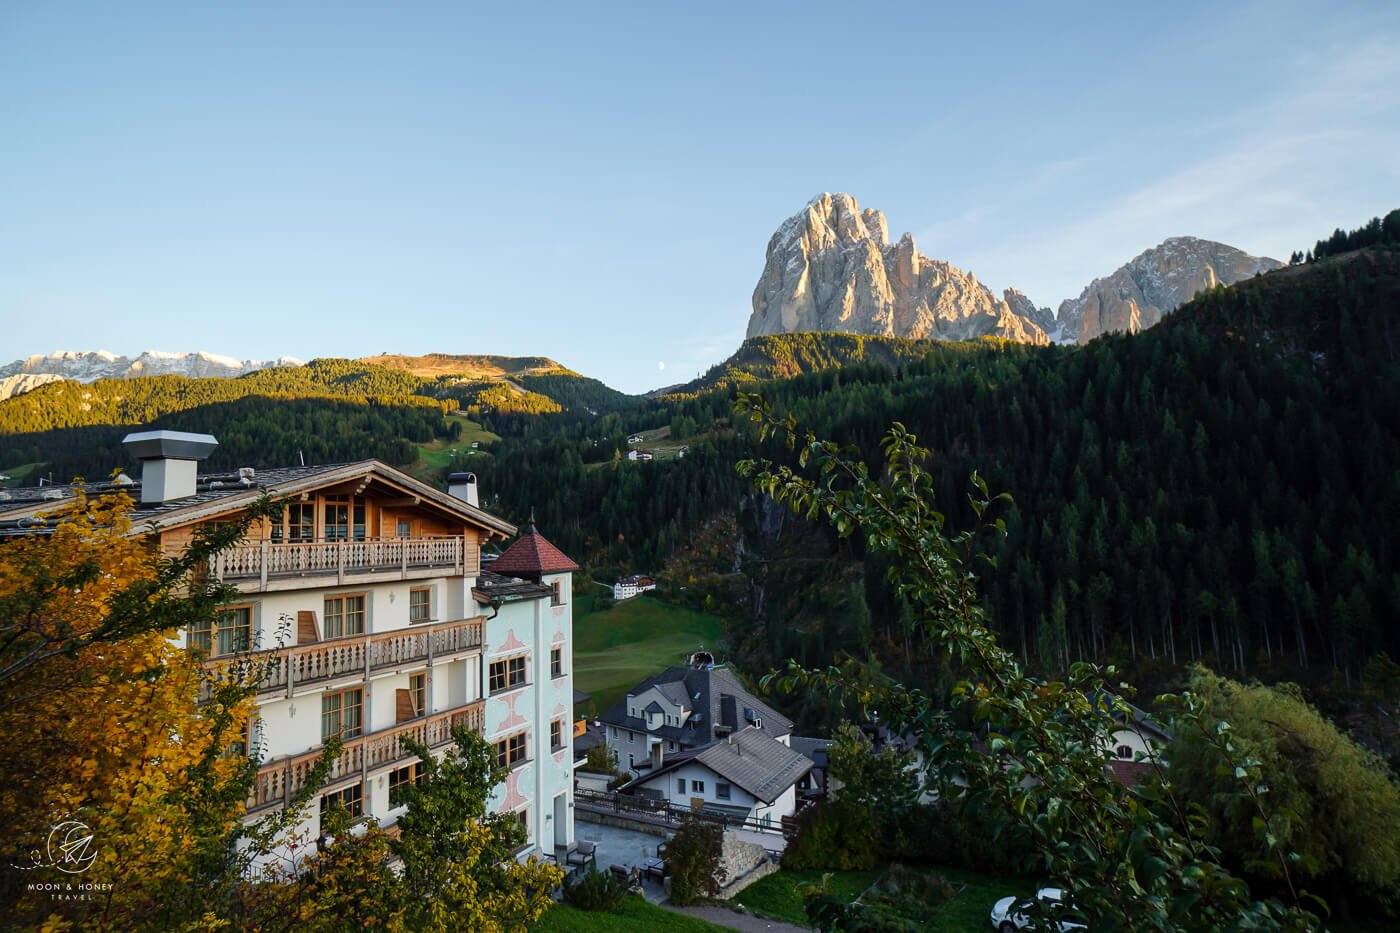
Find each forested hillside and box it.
[0,356,637,479]
[478,244,1400,702]
[6,227,1398,705]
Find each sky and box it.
[2,2,1398,394]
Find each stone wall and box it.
[715,831,777,898]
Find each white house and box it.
[598,661,809,821]
[620,725,811,825]
[626,434,644,445]
[0,434,577,869]
[611,574,656,601]
[626,450,653,462]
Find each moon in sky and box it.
[658,361,665,371]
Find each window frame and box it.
[320,782,363,820]
[550,646,563,679]
[323,593,367,640]
[550,718,564,751]
[690,779,705,794]
[409,586,433,624]
[189,604,253,657]
[321,687,364,742]
[409,672,427,718]
[488,654,529,694]
[494,731,529,770]
[550,580,566,607]
[715,781,731,800]
[388,761,425,805]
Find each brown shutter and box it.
[297,611,320,644]
[396,688,415,723]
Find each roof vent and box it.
[238,467,256,484]
[122,430,218,504]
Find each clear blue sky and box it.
[3,1,1397,393]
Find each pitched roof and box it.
[628,727,813,804]
[597,664,791,746]
[0,460,517,538]
[490,524,578,575]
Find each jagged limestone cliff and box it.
[1056,237,1282,343]
[747,193,1048,344]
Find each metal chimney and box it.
[447,472,479,507]
[122,430,218,504]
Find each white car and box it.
[988,887,1087,931]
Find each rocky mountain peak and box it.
[0,350,305,400]
[747,194,1048,344]
[1055,237,1282,343]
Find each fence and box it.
[574,787,805,839]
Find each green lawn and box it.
[534,895,726,932]
[572,594,725,718]
[733,865,1016,932]
[0,461,45,487]
[410,415,500,478]
[733,868,880,922]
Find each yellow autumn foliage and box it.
[0,491,254,928]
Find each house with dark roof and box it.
[619,725,812,825]
[598,659,811,822]
[598,662,791,771]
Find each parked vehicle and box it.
[988,887,1087,931]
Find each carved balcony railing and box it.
[203,616,484,700]
[246,700,485,813]
[196,535,478,589]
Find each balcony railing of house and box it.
[202,616,484,700]
[196,535,478,589]
[247,700,486,814]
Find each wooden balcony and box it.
[201,535,478,592]
[247,700,485,814]
[204,616,485,700]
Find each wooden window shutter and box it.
[396,688,416,723]
[297,611,320,644]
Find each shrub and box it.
[582,744,617,775]
[667,817,725,905]
[563,867,629,911]
[782,799,881,871]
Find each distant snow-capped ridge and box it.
[0,350,305,399]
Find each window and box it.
[320,783,363,820]
[322,689,364,741]
[551,580,565,607]
[676,778,685,794]
[272,502,315,543]
[489,656,528,693]
[494,731,528,769]
[716,782,731,800]
[627,730,635,742]
[323,497,366,541]
[323,594,366,639]
[550,646,563,679]
[389,762,424,804]
[515,808,529,838]
[627,753,635,768]
[409,672,426,718]
[190,606,252,657]
[396,518,411,537]
[1116,744,1134,760]
[690,779,705,794]
[551,719,564,751]
[409,587,432,624]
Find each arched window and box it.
[1115,744,1133,759]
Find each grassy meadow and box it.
[571,593,725,718]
